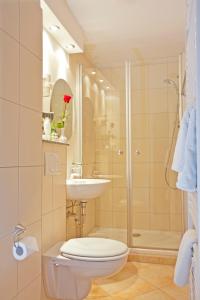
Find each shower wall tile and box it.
[132,90,148,114]
[170,190,183,214]
[147,88,168,113]
[149,139,169,163]
[133,212,150,230]
[170,214,184,232]
[133,188,149,213]
[150,214,170,231]
[96,189,113,212]
[96,211,113,228]
[112,187,127,212]
[133,163,150,187]
[113,212,127,229]
[132,114,149,138]
[150,188,170,214]
[0,30,19,103]
[149,113,169,138]
[149,163,167,188]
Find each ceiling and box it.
[66,0,185,67]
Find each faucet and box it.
[70,162,82,179]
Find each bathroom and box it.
[0,0,199,299]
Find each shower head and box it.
[164,78,179,94]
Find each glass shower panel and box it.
[130,58,184,250]
[82,66,127,244]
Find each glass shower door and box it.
[81,65,128,244]
[129,58,184,250]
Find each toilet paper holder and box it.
[13,224,26,247]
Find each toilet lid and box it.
[60,238,128,258]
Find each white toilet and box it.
[43,237,129,300]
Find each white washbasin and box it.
[66,178,111,201]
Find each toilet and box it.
[43,237,129,300]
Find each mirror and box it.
[50,79,73,140]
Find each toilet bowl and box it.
[43,237,129,300]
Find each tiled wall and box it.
[0,1,42,299]
[41,141,67,300]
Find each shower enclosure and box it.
[79,57,184,251]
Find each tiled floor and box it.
[89,228,182,250]
[85,262,188,300]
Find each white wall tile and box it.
[19,107,42,166]
[53,165,66,210]
[53,208,66,243]
[0,98,19,167]
[0,0,19,40]
[20,46,42,111]
[19,167,42,226]
[0,235,18,300]
[42,174,53,214]
[19,0,42,58]
[0,31,19,103]
[42,212,54,252]
[18,221,41,291]
[0,168,18,238]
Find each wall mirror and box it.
[50,79,73,139]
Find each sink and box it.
[66,178,111,201]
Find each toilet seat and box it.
[60,237,129,261]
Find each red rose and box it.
[64,94,72,103]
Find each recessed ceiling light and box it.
[106,86,110,90]
[49,25,60,32]
[99,79,104,83]
[91,71,96,75]
[66,44,76,49]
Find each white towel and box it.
[172,105,197,192]
[174,229,197,287]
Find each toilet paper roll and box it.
[12,236,39,261]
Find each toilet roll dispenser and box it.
[13,224,26,246]
[12,224,39,261]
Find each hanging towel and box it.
[172,105,197,192]
[174,229,197,287]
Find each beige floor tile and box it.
[161,283,189,300]
[132,262,174,288]
[134,289,173,299]
[113,278,156,299]
[86,262,189,300]
[86,285,110,298]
